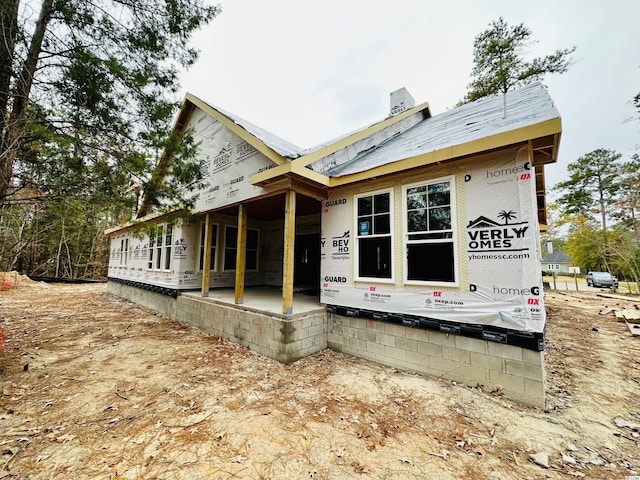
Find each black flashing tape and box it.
[108,277,178,298]
[482,331,508,344]
[325,304,544,351]
[402,318,420,327]
[439,323,460,334]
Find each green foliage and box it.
[464,17,575,102]
[563,216,608,273]
[554,149,623,231]
[0,0,219,278]
[553,149,640,289]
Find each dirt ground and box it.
[1,280,639,480]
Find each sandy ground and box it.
[1,281,639,480]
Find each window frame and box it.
[354,188,395,284]
[147,226,155,270]
[146,223,173,272]
[222,225,260,272]
[163,223,173,272]
[197,221,219,273]
[402,175,458,287]
[119,237,129,267]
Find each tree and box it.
[614,154,640,242]
[554,150,640,289]
[563,215,606,273]
[0,0,219,216]
[554,149,623,234]
[0,0,218,278]
[464,17,575,103]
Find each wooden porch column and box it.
[282,189,296,314]
[201,213,212,297]
[234,203,247,304]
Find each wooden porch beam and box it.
[201,213,211,297]
[282,189,296,314]
[235,204,247,304]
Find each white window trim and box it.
[119,237,129,267]
[354,188,395,284]
[222,225,260,272]
[146,223,173,272]
[402,175,459,287]
[162,223,173,272]
[197,221,219,273]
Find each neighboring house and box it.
[542,250,572,275]
[106,83,561,407]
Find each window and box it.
[223,225,259,271]
[403,177,457,284]
[120,238,129,266]
[147,223,173,271]
[154,226,163,270]
[355,189,393,281]
[163,223,173,271]
[198,221,218,272]
[147,227,155,270]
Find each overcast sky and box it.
[180,0,640,192]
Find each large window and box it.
[147,223,173,271]
[223,226,259,271]
[355,189,393,281]
[119,238,129,266]
[198,221,218,272]
[403,177,457,284]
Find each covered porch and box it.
[198,176,326,315]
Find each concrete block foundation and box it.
[107,282,546,407]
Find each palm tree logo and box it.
[497,210,517,224]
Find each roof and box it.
[183,94,304,160]
[542,251,571,263]
[316,82,561,178]
[211,104,304,160]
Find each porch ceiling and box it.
[216,192,321,221]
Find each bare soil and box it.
[1,280,639,479]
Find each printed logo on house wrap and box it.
[477,161,531,185]
[467,212,530,258]
[363,291,391,304]
[329,231,350,259]
[323,198,347,213]
[425,292,464,310]
[173,239,188,259]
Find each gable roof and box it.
[179,94,303,164]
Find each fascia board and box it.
[105,206,186,236]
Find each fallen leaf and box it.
[473,445,486,456]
